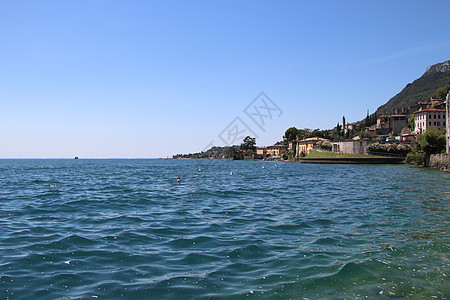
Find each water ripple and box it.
[0,159,449,299]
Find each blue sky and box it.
[1,0,449,158]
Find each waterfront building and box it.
[414,108,446,134]
[296,137,329,156]
[446,92,450,153]
[256,147,267,157]
[287,140,296,152]
[266,145,287,157]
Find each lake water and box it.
[0,159,449,299]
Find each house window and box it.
[437,122,440,126]
[429,122,431,126]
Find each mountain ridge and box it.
[376,60,450,115]
[425,60,450,74]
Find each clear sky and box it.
[1,0,449,158]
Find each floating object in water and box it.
[230,171,234,175]
[64,260,70,264]
[198,168,202,171]
[176,176,181,182]
[262,165,265,169]
[74,157,79,159]
[50,184,56,187]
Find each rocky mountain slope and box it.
[376,60,450,115]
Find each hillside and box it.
[376,60,450,115]
[173,145,237,159]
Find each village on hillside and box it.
[174,92,450,168]
[254,94,449,160]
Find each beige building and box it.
[256,147,267,157]
[414,108,446,134]
[296,137,329,156]
[266,145,287,157]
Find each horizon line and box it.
[0,157,166,160]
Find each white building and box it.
[414,108,446,134]
[446,92,450,153]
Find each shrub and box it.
[396,144,412,155]
[387,144,398,153]
[366,142,412,155]
[366,143,381,152]
[316,140,332,151]
[406,151,427,166]
[407,127,445,166]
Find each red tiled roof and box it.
[414,108,445,113]
[298,137,330,143]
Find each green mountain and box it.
[376,60,450,115]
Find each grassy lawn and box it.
[304,150,385,159]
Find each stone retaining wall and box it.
[300,157,405,164]
[430,153,450,170]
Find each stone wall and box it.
[430,153,450,170]
[332,141,375,155]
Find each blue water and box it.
[0,159,449,299]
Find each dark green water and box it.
[0,159,449,299]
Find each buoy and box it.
[176,176,181,182]
[230,171,233,175]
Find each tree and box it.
[226,146,243,160]
[297,128,312,140]
[310,128,324,138]
[336,123,342,137]
[284,127,299,141]
[240,136,256,152]
[406,127,446,166]
[432,84,450,99]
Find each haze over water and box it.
[0,159,449,299]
